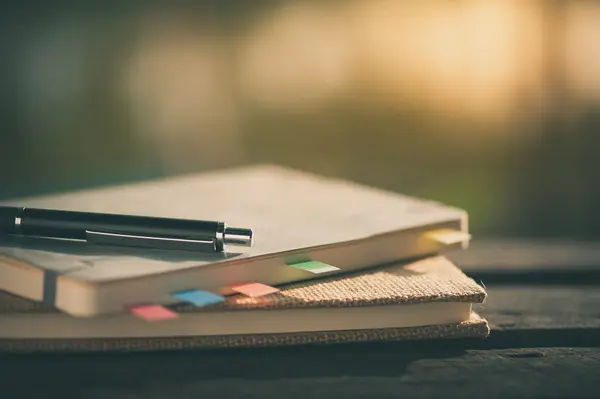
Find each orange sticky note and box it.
[231,282,280,298]
[129,304,179,321]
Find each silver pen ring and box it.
[215,222,225,251]
[14,207,25,234]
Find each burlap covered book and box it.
[0,256,488,353]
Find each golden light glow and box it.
[353,0,542,121]
[565,2,600,102]
[237,2,354,111]
[122,14,245,170]
[120,0,600,141]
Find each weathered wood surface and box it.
[450,239,600,271]
[449,239,600,284]
[1,347,599,399]
[480,286,600,330]
[1,241,600,399]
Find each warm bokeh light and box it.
[353,0,525,121]
[238,2,354,111]
[2,1,600,238]
[123,12,246,171]
[564,2,600,103]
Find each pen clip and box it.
[85,230,217,252]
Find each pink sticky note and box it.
[231,282,280,298]
[129,304,179,321]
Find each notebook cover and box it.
[0,256,489,352]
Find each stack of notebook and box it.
[0,165,488,353]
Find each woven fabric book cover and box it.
[0,256,489,353]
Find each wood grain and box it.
[2,240,600,398]
[449,239,600,270]
[479,286,600,330]
[448,240,600,284]
[1,346,598,398]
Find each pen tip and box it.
[224,227,253,247]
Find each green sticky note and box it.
[288,260,340,274]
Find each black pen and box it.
[0,206,253,252]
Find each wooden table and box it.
[1,240,599,398]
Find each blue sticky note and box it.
[172,289,224,307]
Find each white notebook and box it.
[0,164,470,317]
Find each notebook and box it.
[0,256,489,353]
[0,164,470,317]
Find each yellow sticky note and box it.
[423,229,471,245]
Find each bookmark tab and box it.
[231,282,279,298]
[172,289,225,307]
[129,304,179,321]
[423,229,471,245]
[288,260,340,274]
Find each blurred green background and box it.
[1,1,599,239]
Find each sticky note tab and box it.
[172,289,224,307]
[288,260,340,274]
[129,304,178,321]
[231,282,280,297]
[423,229,471,245]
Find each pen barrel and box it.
[17,208,221,241]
